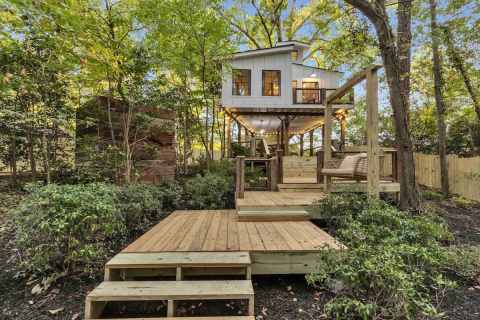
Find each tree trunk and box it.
[429,0,449,197]
[442,26,480,123]
[345,0,421,211]
[42,131,51,184]
[10,135,17,186]
[27,132,36,179]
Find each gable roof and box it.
[232,41,310,59]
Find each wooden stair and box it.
[85,280,254,319]
[105,252,252,280]
[237,209,310,222]
[278,183,324,192]
[85,252,255,319]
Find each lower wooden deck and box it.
[124,210,340,253]
[122,210,340,275]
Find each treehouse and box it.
[220,41,401,201]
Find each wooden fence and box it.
[414,153,480,201]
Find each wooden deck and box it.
[121,210,341,275]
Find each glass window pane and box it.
[262,70,281,96]
[232,69,251,96]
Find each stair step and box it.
[105,252,252,280]
[238,209,309,222]
[85,280,254,319]
[278,183,324,192]
[99,317,255,320]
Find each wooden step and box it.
[278,183,324,192]
[237,209,309,222]
[85,280,254,319]
[99,317,255,320]
[105,252,252,280]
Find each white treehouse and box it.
[221,41,354,156]
[221,41,400,198]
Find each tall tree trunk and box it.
[442,26,480,122]
[27,132,36,179]
[42,131,51,184]
[429,0,449,196]
[345,0,421,211]
[10,135,17,186]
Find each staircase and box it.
[85,252,254,319]
[237,208,309,221]
[277,183,324,193]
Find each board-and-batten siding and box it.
[222,53,341,109]
[222,52,292,108]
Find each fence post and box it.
[235,156,245,199]
[276,149,283,184]
[316,150,324,184]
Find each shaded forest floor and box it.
[0,187,479,320]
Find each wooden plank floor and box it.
[236,191,326,209]
[123,210,340,253]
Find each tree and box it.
[344,0,421,211]
[429,0,449,196]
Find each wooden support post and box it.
[299,134,304,156]
[248,297,255,316]
[280,121,284,152]
[316,150,324,183]
[276,149,283,184]
[226,116,232,158]
[392,150,399,182]
[246,265,252,280]
[276,129,280,149]
[235,156,245,199]
[309,129,314,156]
[250,133,256,157]
[269,157,278,191]
[283,118,290,155]
[222,112,226,159]
[340,116,346,151]
[176,266,183,281]
[366,68,380,198]
[167,300,175,317]
[324,105,333,191]
[237,121,242,143]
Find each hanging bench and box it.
[320,153,369,180]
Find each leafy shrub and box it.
[118,182,181,236]
[183,171,234,209]
[13,181,181,277]
[231,142,250,157]
[306,194,467,319]
[14,183,124,276]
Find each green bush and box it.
[306,194,468,319]
[13,181,180,277]
[183,171,234,209]
[14,183,124,276]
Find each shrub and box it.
[306,194,465,319]
[14,183,124,276]
[13,181,181,277]
[118,182,181,237]
[183,171,234,209]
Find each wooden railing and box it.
[235,149,284,199]
[292,88,354,105]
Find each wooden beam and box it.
[235,156,245,199]
[237,121,242,143]
[249,134,256,157]
[226,116,232,158]
[323,104,332,191]
[309,130,314,156]
[340,116,346,151]
[366,69,380,198]
[327,65,382,104]
[299,134,304,156]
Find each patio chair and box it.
[320,153,367,180]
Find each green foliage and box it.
[13,182,179,277]
[231,142,249,157]
[14,183,124,276]
[422,189,444,201]
[184,171,233,209]
[306,194,472,319]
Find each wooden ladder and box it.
[85,251,254,320]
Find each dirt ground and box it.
[0,188,479,320]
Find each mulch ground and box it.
[0,187,479,320]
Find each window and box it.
[302,81,319,104]
[232,69,251,96]
[262,70,281,96]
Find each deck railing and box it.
[292,88,355,105]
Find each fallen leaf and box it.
[71,312,80,320]
[31,284,43,295]
[48,307,64,315]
